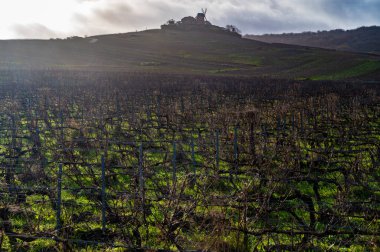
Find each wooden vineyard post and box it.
[56,163,63,232]
[291,218,294,251]
[8,116,17,196]
[262,124,268,153]
[60,111,63,138]
[300,111,304,134]
[101,155,106,235]
[138,142,145,205]
[191,136,196,185]
[131,102,136,125]
[216,130,220,171]
[276,117,281,149]
[146,106,152,126]
[180,96,185,113]
[234,126,239,173]
[172,141,177,186]
[292,113,295,132]
[250,123,255,157]
[230,126,239,182]
[115,94,120,115]
[190,95,193,111]
[81,104,84,124]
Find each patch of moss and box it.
[140,61,163,66]
[229,54,262,66]
[209,68,241,74]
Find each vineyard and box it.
[0,70,379,251]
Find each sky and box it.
[0,0,379,39]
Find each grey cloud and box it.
[207,0,380,34]
[12,23,58,39]
[72,13,89,25]
[69,0,380,37]
[322,0,380,17]
[92,3,136,26]
[72,0,191,34]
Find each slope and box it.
[245,26,380,55]
[1,27,380,80]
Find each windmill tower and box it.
[196,8,207,23]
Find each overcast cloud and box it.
[0,0,379,39]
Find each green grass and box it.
[311,60,380,80]
[228,54,262,66]
[140,61,164,66]
[209,68,242,74]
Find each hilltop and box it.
[245,26,380,55]
[1,25,380,80]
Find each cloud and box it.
[75,0,100,2]
[71,0,190,34]
[12,23,58,39]
[204,0,380,34]
[5,0,380,38]
[92,3,134,26]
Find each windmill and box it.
[196,8,207,22]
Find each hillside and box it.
[1,26,380,80]
[245,26,380,55]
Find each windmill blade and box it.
[204,8,208,21]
